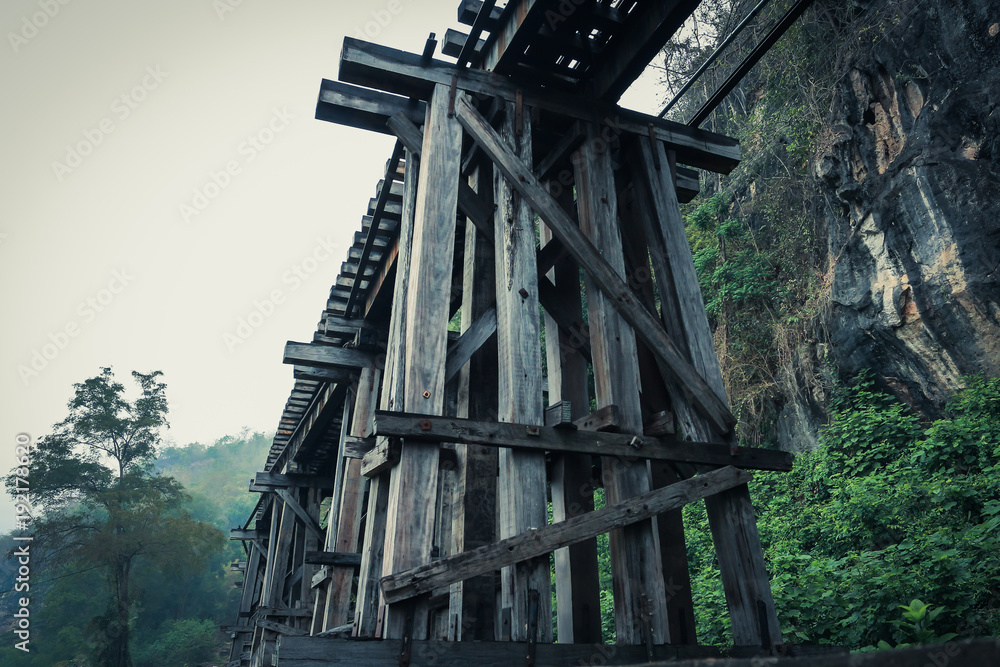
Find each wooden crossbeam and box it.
[339,38,740,173]
[256,618,308,637]
[283,342,375,371]
[453,93,735,433]
[274,488,324,542]
[380,466,751,604]
[444,306,497,383]
[292,366,354,384]
[230,529,264,541]
[317,79,426,135]
[304,551,363,567]
[372,412,792,471]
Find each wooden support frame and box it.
[453,92,735,434]
[380,467,751,604]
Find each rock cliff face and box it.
[777,0,1000,448]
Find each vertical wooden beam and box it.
[260,503,281,609]
[382,82,462,640]
[354,147,419,638]
[573,123,669,645]
[631,137,780,647]
[542,190,602,645]
[264,499,296,609]
[318,397,354,630]
[448,162,499,641]
[493,98,552,643]
[325,367,380,629]
[617,189,698,645]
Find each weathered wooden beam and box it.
[444,306,497,383]
[455,93,735,434]
[373,412,792,471]
[304,551,363,567]
[256,618,308,637]
[380,467,751,604]
[381,82,462,640]
[283,342,375,371]
[274,488,324,543]
[230,529,264,540]
[631,137,780,646]
[256,607,314,618]
[253,472,329,489]
[339,38,740,173]
[316,79,426,136]
[441,28,486,59]
[291,366,354,385]
[542,203,602,645]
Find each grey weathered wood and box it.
[254,472,329,489]
[339,38,741,173]
[448,161,499,642]
[544,401,575,429]
[573,122,669,644]
[444,306,497,384]
[353,146,420,639]
[491,98,552,643]
[274,488,324,543]
[381,82,462,641]
[360,437,400,477]
[380,467,751,604]
[372,412,792,471]
[454,93,735,435]
[304,551,363,567]
[632,137,780,646]
[343,435,374,459]
[325,367,380,629]
[542,210,602,645]
[263,498,296,608]
[256,618,308,637]
[274,635,752,666]
[283,342,374,371]
[316,79,425,135]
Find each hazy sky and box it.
[0,0,665,530]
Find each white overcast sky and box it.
[0,0,664,529]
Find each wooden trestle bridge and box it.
[225,1,805,665]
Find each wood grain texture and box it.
[354,145,420,639]
[454,93,734,434]
[382,83,462,640]
[632,137,780,646]
[492,98,552,643]
[448,162,499,642]
[573,123,668,644]
[380,467,751,604]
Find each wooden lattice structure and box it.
[225,2,800,665]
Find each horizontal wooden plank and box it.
[360,437,400,477]
[275,635,732,665]
[380,466,751,604]
[316,79,426,135]
[253,472,329,489]
[339,38,740,173]
[256,618,308,637]
[283,342,375,371]
[373,412,792,471]
[304,551,363,567]
[292,366,354,384]
[229,529,263,540]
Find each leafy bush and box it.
[687,373,1000,648]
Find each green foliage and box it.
[132,618,219,666]
[2,368,224,667]
[686,374,1000,648]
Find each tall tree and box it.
[5,368,222,667]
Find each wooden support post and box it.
[353,146,420,638]
[264,498,296,609]
[325,367,380,630]
[493,98,552,643]
[448,161,498,642]
[382,82,462,640]
[617,187,698,645]
[573,122,669,645]
[631,137,780,647]
[541,190,602,644]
